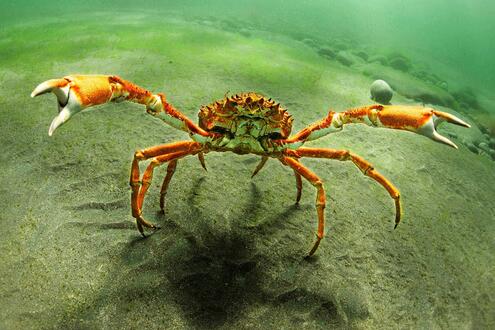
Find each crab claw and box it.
[31,75,114,136]
[374,105,470,149]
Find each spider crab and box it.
[31,75,470,256]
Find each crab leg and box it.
[130,141,202,235]
[281,105,470,149]
[286,147,402,228]
[31,75,216,140]
[138,151,195,213]
[294,170,303,204]
[281,157,326,256]
[159,159,178,212]
[197,152,207,171]
[251,156,269,178]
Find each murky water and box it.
[1,1,494,329]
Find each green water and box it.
[3,0,495,91]
[0,1,494,329]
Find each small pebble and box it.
[370,79,393,104]
[467,143,479,154]
[478,142,491,153]
[447,132,458,139]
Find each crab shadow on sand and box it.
[54,177,349,328]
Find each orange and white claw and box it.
[31,75,115,136]
[342,105,471,149]
[376,105,470,149]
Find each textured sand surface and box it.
[0,14,494,329]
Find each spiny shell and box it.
[198,92,293,138]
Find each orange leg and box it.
[289,147,402,228]
[281,157,326,256]
[159,159,178,212]
[130,141,202,235]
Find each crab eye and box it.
[210,126,230,135]
[267,132,283,139]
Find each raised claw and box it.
[31,75,115,136]
[335,105,470,149]
[374,105,470,149]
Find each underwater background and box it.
[0,0,494,328]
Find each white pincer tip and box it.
[48,107,73,136]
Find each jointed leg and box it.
[277,105,469,149]
[251,156,268,178]
[281,157,326,256]
[130,141,202,235]
[294,170,302,204]
[159,159,178,212]
[137,151,191,210]
[289,147,401,228]
[198,152,207,171]
[31,75,217,138]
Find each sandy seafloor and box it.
[0,12,494,329]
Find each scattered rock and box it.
[368,55,388,66]
[438,81,449,91]
[370,79,393,105]
[354,50,369,61]
[302,38,317,48]
[317,47,336,59]
[413,71,443,86]
[411,70,446,88]
[387,54,412,72]
[219,19,238,32]
[412,91,456,108]
[239,29,251,37]
[451,88,481,110]
[466,143,479,154]
[478,142,491,154]
[333,39,350,51]
[447,132,458,139]
[336,51,355,66]
[359,62,457,109]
